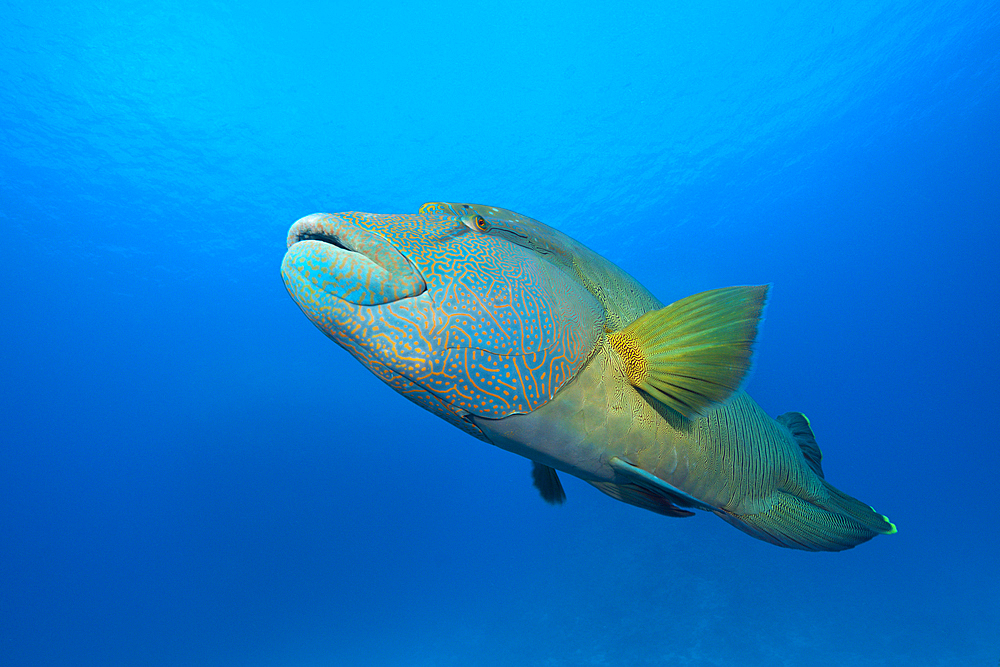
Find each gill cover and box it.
[281,210,606,422]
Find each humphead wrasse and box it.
[281,202,896,551]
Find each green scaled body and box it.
[281,202,895,551]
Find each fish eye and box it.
[460,214,490,233]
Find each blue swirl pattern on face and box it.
[281,210,606,430]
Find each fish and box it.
[280,202,896,551]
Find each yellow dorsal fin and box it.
[607,284,769,418]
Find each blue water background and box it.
[2,1,998,665]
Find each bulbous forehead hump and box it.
[283,209,607,420]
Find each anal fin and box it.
[608,457,714,512]
[589,481,695,518]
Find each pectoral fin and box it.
[531,462,566,504]
[607,285,769,418]
[609,457,715,512]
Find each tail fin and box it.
[718,412,896,551]
[716,481,896,551]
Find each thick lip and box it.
[286,212,388,256]
[283,213,427,305]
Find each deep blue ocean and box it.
[2,1,998,665]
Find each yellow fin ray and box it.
[607,285,769,418]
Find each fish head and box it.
[281,206,606,439]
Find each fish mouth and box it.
[282,213,427,305]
